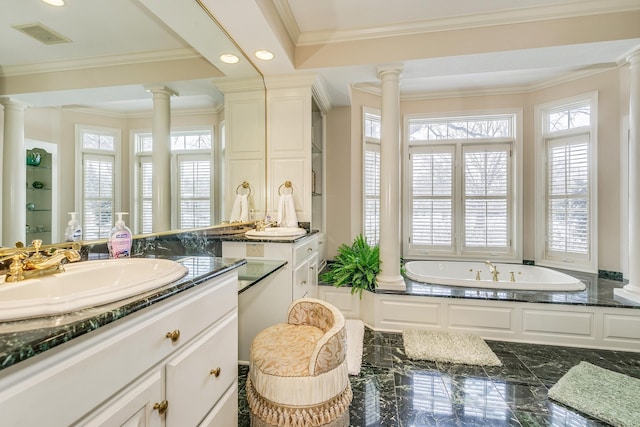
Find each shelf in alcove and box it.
[27,231,51,235]
[26,165,52,171]
[27,188,51,192]
[26,209,52,212]
[312,192,322,196]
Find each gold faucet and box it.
[0,240,81,283]
[485,260,500,281]
[255,220,278,232]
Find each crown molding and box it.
[311,78,331,113]
[352,65,618,101]
[296,0,640,46]
[0,48,199,77]
[272,0,300,45]
[263,72,318,89]
[214,77,266,93]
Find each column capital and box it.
[626,49,640,65]
[144,85,179,97]
[0,97,29,111]
[377,65,403,81]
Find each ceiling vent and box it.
[12,22,71,45]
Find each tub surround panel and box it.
[449,305,513,331]
[603,314,640,341]
[522,309,594,337]
[319,266,640,351]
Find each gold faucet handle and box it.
[31,239,43,252]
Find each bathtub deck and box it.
[318,270,640,352]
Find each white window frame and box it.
[75,125,121,240]
[534,92,598,273]
[363,107,381,246]
[131,127,214,233]
[403,110,523,262]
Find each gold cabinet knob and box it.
[210,367,221,377]
[153,400,168,415]
[165,330,180,342]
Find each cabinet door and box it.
[293,258,311,300]
[165,312,238,427]
[77,370,163,427]
[307,252,319,298]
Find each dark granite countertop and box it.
[0,256,246,372]
[321,265,640,309]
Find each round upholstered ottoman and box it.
[246,298,352,427]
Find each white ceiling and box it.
[1,0,640,111]
[262,0,640,105]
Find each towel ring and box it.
[278,180,293,195]
[236,181,252,196]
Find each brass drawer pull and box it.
[153,400,168,415]
[165,330,180,342]
[210,367,221,377]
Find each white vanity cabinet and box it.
[223,234,319,302]
[0,270,239,427]
[224,234,318,364]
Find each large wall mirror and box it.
[0,0,265,246]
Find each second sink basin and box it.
[244,227,307,239]
[0,258,188,321]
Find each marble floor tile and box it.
[238,328,640,427]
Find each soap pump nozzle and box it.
[65,212,82,242]
[114,212,128,228]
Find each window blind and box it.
[410,148,454,247]
[463,146,509,249]
[82,154,114,240]
[177,155,211,229]
[546,136,589,256]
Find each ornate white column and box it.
[376,66,406,291]
[1,98,27,247]
[149,87,176,232]
[616,49,640,303]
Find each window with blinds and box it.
[134,130,212,232]
[537,96,595,271]
[363,110,381,245]
[78,127,119,240]
[407,114,515,257]
[409,147,453,248]
[138,157,153,234]
[177,154,211,228]
[463,145,509,249]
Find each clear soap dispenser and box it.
[64,212,82,242]
[108,212,132,258]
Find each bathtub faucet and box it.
[485,260,500,281]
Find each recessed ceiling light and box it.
[220,53,239,64]
[255,50,274,61]
[41,0,65,6]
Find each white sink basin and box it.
[0,258,188,321]
[245,227,307,239]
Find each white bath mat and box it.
[549,361,640,427]
[345,319,365,375]
[402,329,502,367]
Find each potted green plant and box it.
[319,234,379,298]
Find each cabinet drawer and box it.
[166,312,238,427]
[293,235,318,265]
